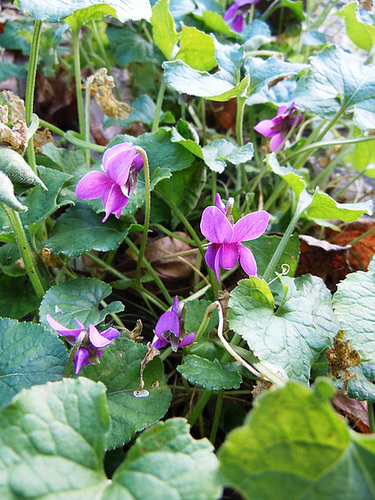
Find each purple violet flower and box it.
[46,314,120,374]
[224,0,260,32]
[75,142,143,222]
[254,102,303,152]
[152,296,196,352]
[200,194,269,283]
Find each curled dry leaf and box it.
[0,91,28,153]
[325,218,375,271]
[144,232,197,281]
[332,392,370,433]
[326,332,361,395]
[86,68,132,120]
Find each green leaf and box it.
[280,0,305,20]
[151,0,178,60]
[335,365,375,403]
[219,378,375,500]
[333,265,375,362]
[178,354,242,390]
[0,378,109,499]
[21,165,71,230]
[45,203,133,257]
[0,317,67,409]
[103,418,222,500]
[338,2,375,52]
[0,243,23,277]
[157,160,206,227]
[163,60,249,101]
[83,337,172,448]
[228,275,339,382]
[106,28,157,66]
[247,233,300,278]
[347,127,375,178]
[195,10,233,35]
[306,46,375,124]
[176,25,216,71]
[306,190,373,222]
[0,275,40,319]
[16,0,152,23]
[202,139,254,173]
[39,277,124,330]
[245,57,307,97]
[267,153,373,220]
[65,4,117,30]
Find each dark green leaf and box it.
[219,378,375,500]
[83,337,172,448]
[0,317,67,408]
[0,275,40,319]
[103,418,222,499]
[39,277,124,330]
[178,354,242,390]
[0,378,109,498]
[45,203,133,257]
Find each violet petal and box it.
[214,193,226,214]
[239,244,257,276]
[46,314,85,337]
[88,324,115,348]
[98,326,120,342]
[205,243,220,273]
[223,3,238,20]
[178,332,196,348]
[101,183,128,222]
[75,171,110,199]
[171,295,180,315]
[152,337,169,349]
[231,14,244,32]
[103,144,137,186]
[217,243,240,270]
[270,133,285,151]
[74,348,90,375]
[254,119,276,138]
[233,210,269,242]
[200,206,234,244]
[155,310,180,339]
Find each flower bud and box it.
[0,146,47,190]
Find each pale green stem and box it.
[25,20,43,173]
[71,26,85,138]
[135,147,152,287]
[2,204,48,300]
[368,403,375,433]
[64,131,106,152]
[154,224,195,245]
[348,225,375,247]
[187,389,212,426]
[151,78,167,133]
[307,145,354,190]
[84,251,168,311]
[126,238,173,306]
[235,96,247,202]
[260,0,280,21]
[287,134,375,163]
[263,207,302,282]
[84,81,91,169]
[334,166,369,199]
[201,98,207,146]
[209,389,223,444]
[262,179,286,212]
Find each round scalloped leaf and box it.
[39,277,124,330]
[15,0,152,23]
[103,418,222,500]
[228,275,339,382]
[219,378,375,500]
[82,337,172,449]
[0,378,110,499]
[0,317,67,408]
[333,262,375,362]
[177,354,242,390]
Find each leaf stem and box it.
[152,77,167,133]
[209,390,223,444]
[25,20,42,173]
[71,26,85,138]
[263,207,301,282]
[1,204,48,300]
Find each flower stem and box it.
[368,402,375,433]
[2,204,48,300]
[135,147,152,287]
[84,251,168,310]
[126,238,173,306]
[84,79,92,169]
[25,20,42,173]
[209,390,223,444]
[187,389,212,426]
[71,26,85,138]
[152,78,167,133]
[263,207,301,282]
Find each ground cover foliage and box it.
[0,0,375,498]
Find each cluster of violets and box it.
[53,101,300,373]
